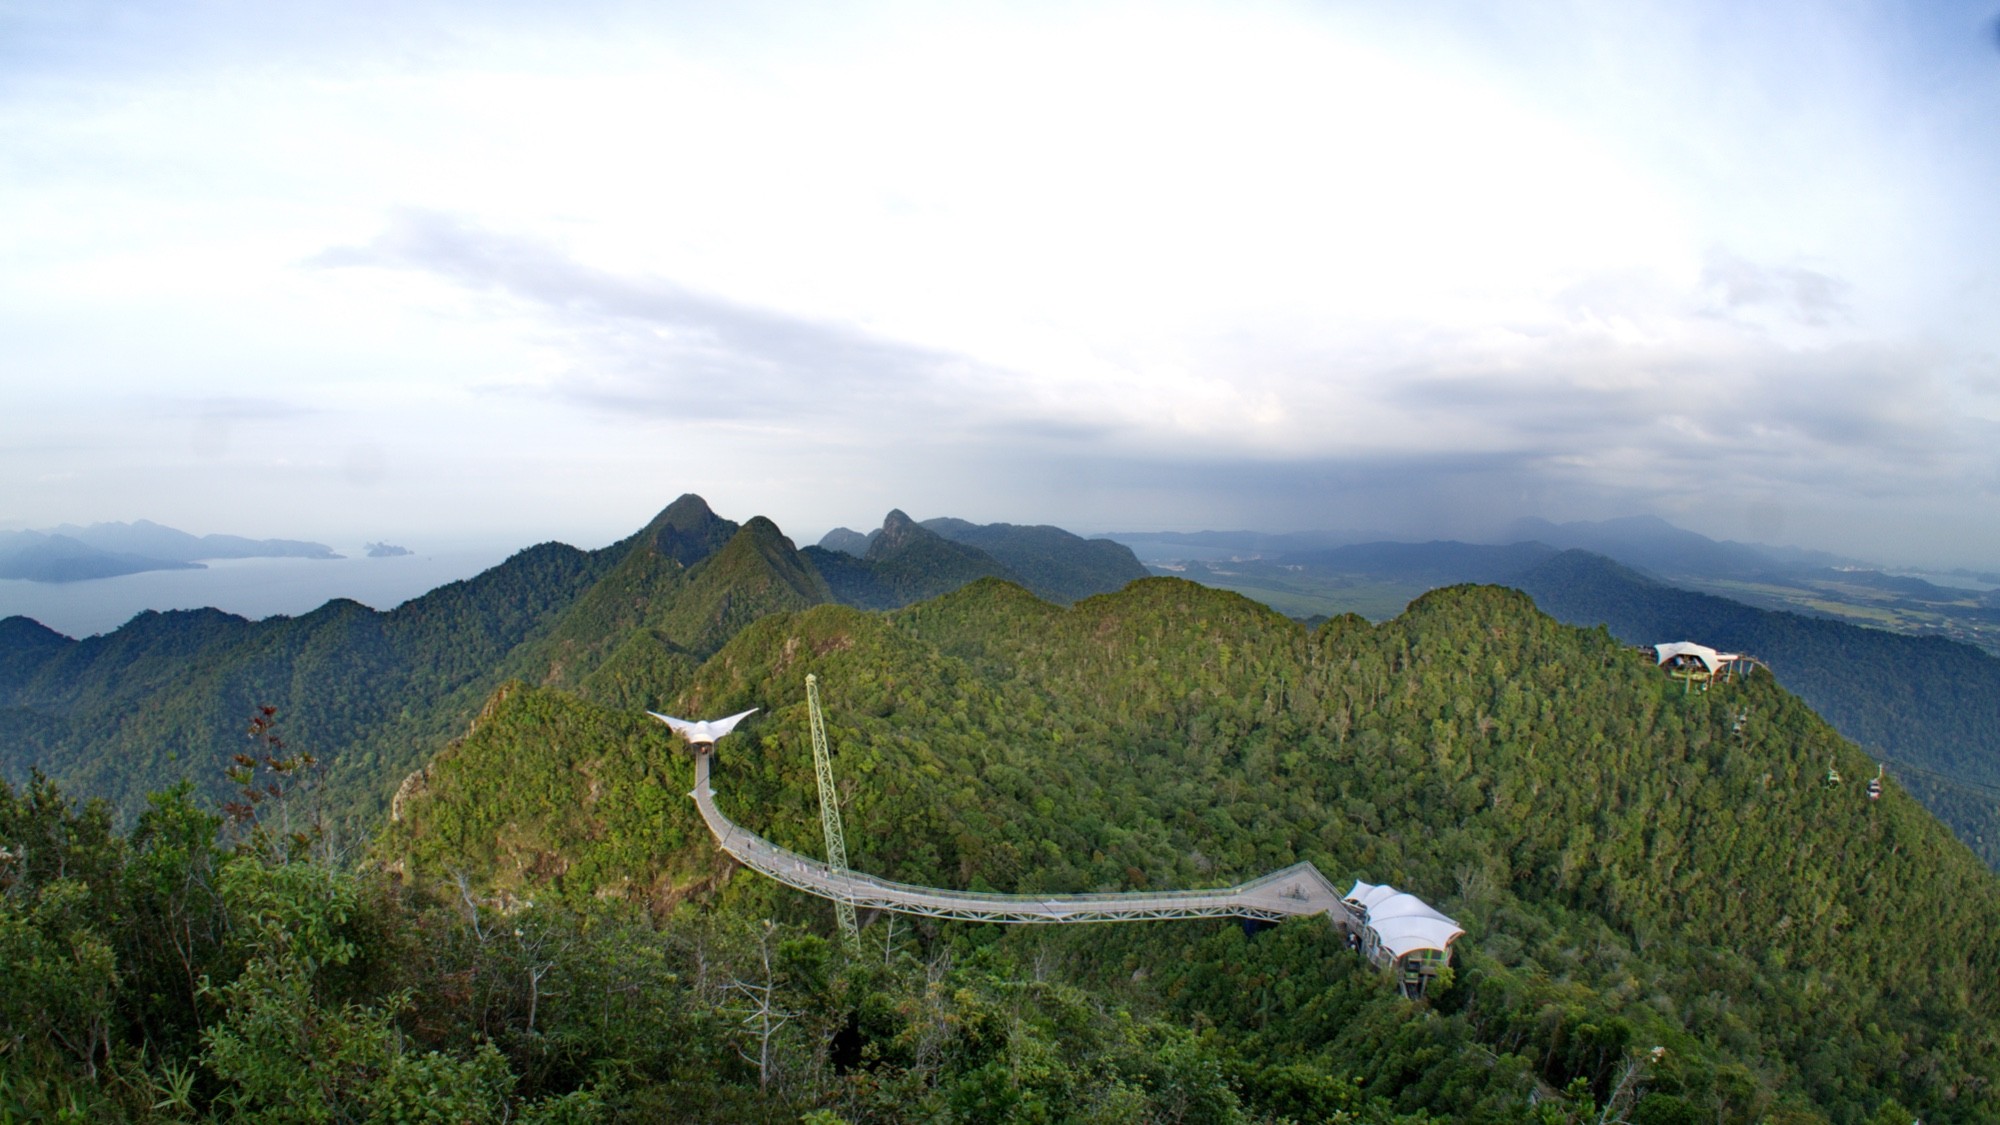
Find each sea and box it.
[0,547,518,639]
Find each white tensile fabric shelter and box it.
[1652,642,1742,674]
[1344,881,1464,964]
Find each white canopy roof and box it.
[1345,881,1464,960]
[1346,880,1399,910]
[1653,641,1742,673]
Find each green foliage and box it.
[1889,767,2000,869]
[0,774,123,1085]
[9,509,2000,1122]
[0,877,120,1080]
[1513,550,2000,862]
[0,499,1214,845]
[0,540,610,829]
[375,685,704,903]
[388,577,2000,1123]
[0,773,626,1121]
[197,855,610,1123]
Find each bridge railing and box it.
[692,753,1349,925]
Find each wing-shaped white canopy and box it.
[648,707,760,745]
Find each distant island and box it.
[0,519,339,583]
[366,542,413,558]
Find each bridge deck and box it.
[693,751,1357,925]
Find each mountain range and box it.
[1114,515,2000,654]
[5,502,1995,870]
[1495,515,1863,578]
[0,497,1148,823]
[807,511,1149,609]
[4,495,1999,1121]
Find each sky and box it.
[5,0,2000,566]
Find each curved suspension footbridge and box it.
[656,698,1465,992]
[691,748,1355,926]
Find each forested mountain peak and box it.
[1401,577,1537,620]
[863,508,928,559]
[0,616,75,698]
[681,516,833,622]
[816,525,874,556]
[49,607,257,680]
[793,509,1017,610]
[893,573,1062,637]
[0,615,71,647]
[712,512,828,592]
[489,513,837,714]
[809,511,1149,607]
[298,596,377,621]
[1520,546,1659,589]
[627,492,740,567]
[0,614,73,659]
[921,516,1150,603]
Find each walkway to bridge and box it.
[691,750,1361,926]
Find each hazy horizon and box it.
[9,500,1979,641]
[0,502,1917,566]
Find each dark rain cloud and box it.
[978,447,1595,540]
[1324,310,1971,536]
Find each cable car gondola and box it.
[1868,764,1883,801]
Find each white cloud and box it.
[2,0,1998,563]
